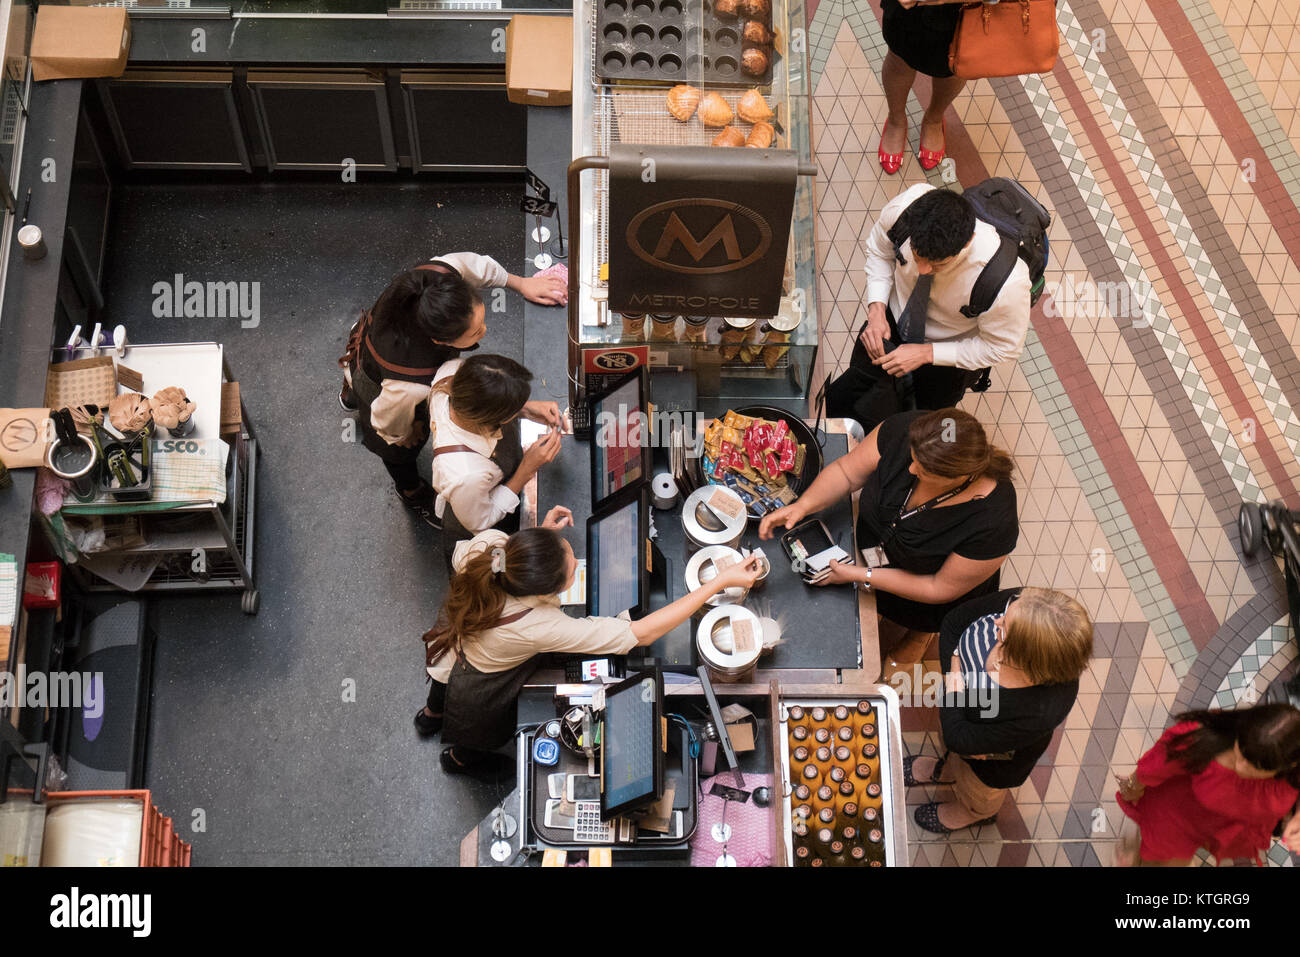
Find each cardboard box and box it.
[31,7,131,83]
[505,15,572,107]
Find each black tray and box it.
[597,0,775,88]
[707,404,825,521]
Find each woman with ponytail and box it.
[760,408,1018,676]
[338,252,566,527]
[417,506,763,774]
[1116,703,1300,865]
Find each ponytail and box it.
[423,527,570,668]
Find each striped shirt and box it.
[956,596,1015,689]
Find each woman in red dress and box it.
[1115,703,1300,866]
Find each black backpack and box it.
[887,178,1051,318]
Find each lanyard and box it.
[888,474,976,533]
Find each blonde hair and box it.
[1002,587,1093,685]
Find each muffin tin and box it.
[597,0,774,87]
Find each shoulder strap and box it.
[885,199,921,266]
[432,444,480,456]
[363,334,440,378]
[493,608,531,628]
[960,234,1021,319]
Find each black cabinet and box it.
[248,70,397,172]
[100,70,251,171]
[400,71,528,171]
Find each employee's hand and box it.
[859,302,892,360]
[513,274,568,306]
[522,400,563,429]
[713,554,764,592]
[872,343,933,377]
[541,505,573,530]
[521,428,562,474]
[812,558,861,587]
[758,502,806,540]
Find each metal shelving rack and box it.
[53,343,261,615]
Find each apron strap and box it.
[453,608,532,666]
[432,444,479,456]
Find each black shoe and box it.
[440,747,511,776]
[398,483,441,530]
[339,381,358,412]
[414,709,442,736]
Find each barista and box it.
[429,354,564,565]
[418,511,764,773]
[338,253,566,527]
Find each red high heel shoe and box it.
[878,119,904,175]
[918,119,947,171]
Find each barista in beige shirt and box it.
[418,507,763,773]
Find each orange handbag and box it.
[948,0,1060,80]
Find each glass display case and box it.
[570,0,818,404]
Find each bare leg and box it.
[920,75,967,154]
[881,50,916,156]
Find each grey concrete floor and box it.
[101,180,534,864]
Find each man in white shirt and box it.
[825,185,1031,432]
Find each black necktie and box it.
[896,273,932,345]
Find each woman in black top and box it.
[904,587,1092,833]
[760,409,1019,667]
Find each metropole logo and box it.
[626,198,773,275]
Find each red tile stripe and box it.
[1144,0,1300,276]
[1050,60,1300,510]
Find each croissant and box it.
[698,92,735,127]
[742,47,770,77]
[738,0,771,18]
[742,20,774,45]
[714,0,741,17]
[737,88,774,124]
[666,84,701,122]
[745,121,774,148]
[712,126,746,147]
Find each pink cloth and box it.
[689,773,775,867]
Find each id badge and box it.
[861,546,890,569]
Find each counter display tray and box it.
[778,689,906,867]
[596,0,774,87]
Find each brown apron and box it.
[440,608,538,752]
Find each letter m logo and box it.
[653,212,742,263]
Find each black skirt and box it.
[880,0,963,79]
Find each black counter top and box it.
[536,429,861,672]
[128,6,572,67]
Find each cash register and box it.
[524,669,698,852]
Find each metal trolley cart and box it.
[48,342,261,614]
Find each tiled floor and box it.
[805,0,1300,866]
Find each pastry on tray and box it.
[742,47,770,77]
[698,91,735,127]
[737,88,774,124]
[738,0,771,19]
[712,125,746,147]
[666,84,702,122]
[745,121,774,148]
[742,20,775,45]
[714,0,741,17]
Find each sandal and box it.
[903,754,947,787]
[918,118,947,171]
[914,801,998,835]
[878,119,905,175]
